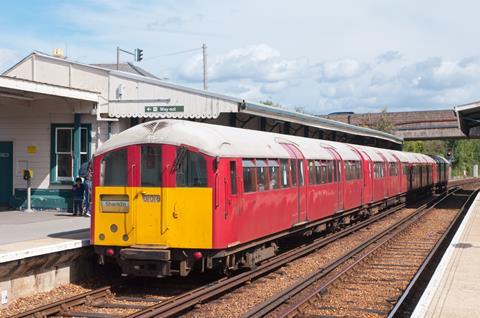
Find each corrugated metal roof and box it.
[92,62,159,79]
[241,102,403,144]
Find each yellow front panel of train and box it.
[94,186,212,249]
[94,187,135,246]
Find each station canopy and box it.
[455,101,480,137]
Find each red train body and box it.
[92,120,450,277]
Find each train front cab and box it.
[92,144,215,277]
[430,155,449,192]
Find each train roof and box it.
[94,120,434,164]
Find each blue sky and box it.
[1,0,479,114]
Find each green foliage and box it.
[402,139,480,177]
[403,140,425,153]
[371,107,396,134]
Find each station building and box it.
[0,51,402,211]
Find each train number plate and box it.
[142,194,161,203]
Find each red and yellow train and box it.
[91,120,449,277]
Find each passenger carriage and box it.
[92,120,448,277]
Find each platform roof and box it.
[454,101,480,137]
[0,75,99,102]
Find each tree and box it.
[372,107,395,134]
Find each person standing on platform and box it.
[83,161,93,217]
[72,177,85,216]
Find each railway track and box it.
[11,182,477,318]
[241,187,476,318]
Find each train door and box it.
[281,144,307,224]
[135,144,163,245]
[325,148,344,212]
[226,160,240,219]
[377,153,388,198]
[358,149,373,204]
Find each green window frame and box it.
[50,123,92,184]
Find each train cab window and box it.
[141,145,162,187]
[268,160,280,189]
[176,150,207,187]
[308,160,316,185]
[256,159,269,191]
[230,161,237,195]
[280,159,289,188]
[299,160,305,186]
[100,149,128,186]
[242,159,256,193]
[290,160,297,186]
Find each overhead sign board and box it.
[144,106,184,113]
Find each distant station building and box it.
[0,51,402,211]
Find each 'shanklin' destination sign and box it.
[145,106,184,113]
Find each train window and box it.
[315,161,322,184]
[402,163,409,175]
[268,159,280,189]
[333,160,338,182]
[320,161,327,183]
[327,161,333,183]
[256,159,269,191]
[290,160,297,186]
[230,161,237,195]
[100,149,128,186]
[308,160,316,185]
[242,159,256,193]
[345,161,358,181]
[389,162,398,176]
[280,159,289,188]
[345,161,350,181]
[176,150,208,187]
[141,145,162,187]
[374,162,384,179]
[299,160,305,186]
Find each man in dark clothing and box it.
[78,161,93,217]
[72,177,85,216]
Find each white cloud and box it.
[177,44,306,83]
[315,59,369,82]
[376,50,402,63]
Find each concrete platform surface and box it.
[0,211,90,263]
[412,192,480,318]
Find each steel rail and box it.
[126,205,415,317]
[126,190,459,318]
[10,286,112,318]
[9,201,406,318]
[242,187,461,318]
[15,181,476,318]
[387,189,479,318]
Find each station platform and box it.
[0,211,90,264]
[412,192,480,318]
